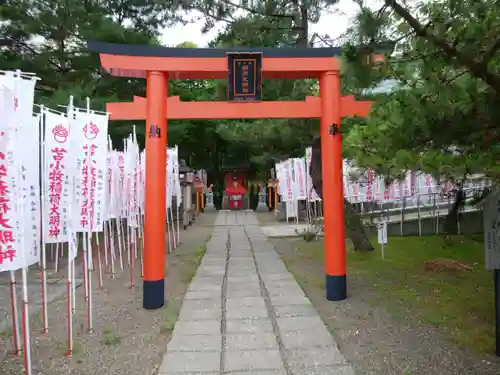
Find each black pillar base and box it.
[325,274,347,301]
[143,279,165,310]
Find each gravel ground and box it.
[271,236,500,375]
[0,213,216,375]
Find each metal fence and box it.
[305,187,487,236]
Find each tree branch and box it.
[6,36,64,73]
[480,36,500,68]
[218,0,295,19]
[385,0,500,93]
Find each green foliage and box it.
[191,15,322,177]
[0,1,331,181]
[181,0,341,47]
[342,0,500,183]
[0,0,178,149]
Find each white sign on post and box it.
[483,192,500,270]
[377,222,387,244]
[377,221,387,260]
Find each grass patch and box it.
[179,242,207,284]
[72,342,83,355]
[160,299,181,334]
[102,328,121,346]
[162,236,211,334]
[0,330,12,338]
[293,234,495,354]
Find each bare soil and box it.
[0,213,216,375]
[271,236,500,375]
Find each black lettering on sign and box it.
[227,52,262,102]
[149,124,161,139]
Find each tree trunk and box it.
[444,183,465,235]
[343,197,375,251]
[309,136,374,252]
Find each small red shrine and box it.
[221,159,250,210]
[224,171,247,209]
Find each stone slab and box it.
[276,316,326,332]
[178,307,221,321]
[226,297,266,309]
[267,287,306,298]
[225,332,279,350]
[272,304,317,318]
[227,275,259,283]
[226,282,261,290]
[179,299,221,310]
[258,267,290,275]
[254,255,283,262]
[198,265,226,272]
[173,320,221,336]
[227,272,257,278]
[228,267,256,273]
[188,282,223,292]
[163,372,219,375]
[200,258,226,265]
[280,327,335,349]
[225,305,269,320]
[290,365,355,375]
[196,266,226,273]
[224,349,284,372]
[264,280,299,288]
[228,260,255,267]
[203,253,227,258]
[160,212,352,375]
[159,351,221,373]
[225,318,274,334]
[167,334,222,352]
[228,262,256,267]
[270,295,313,306]
[228,253,254,258]
[189,278,224,288]
[226,288,262,298]
[196,270,226,278]
[257,263,288,269]
[228,259,255,265]
[260,273,296,282]
[228,371,286,375]
[184,290,221,300]
[284,347,346,368]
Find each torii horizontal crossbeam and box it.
[106,95,373,121]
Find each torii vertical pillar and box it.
[143,71,168,310]
[320,71,347,301]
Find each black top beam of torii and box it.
[86,40,343,58]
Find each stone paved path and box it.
[158,211,354,375]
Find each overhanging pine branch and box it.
[480,36,500,68]
[385,0,500,93]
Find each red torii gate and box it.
[105,95,372,120]
[88,41,374,310]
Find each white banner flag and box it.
[44,111,72,243]
[72,113,108,232]
[293,158,307,200]
[0,73,38,270]
[21,115,41,263]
